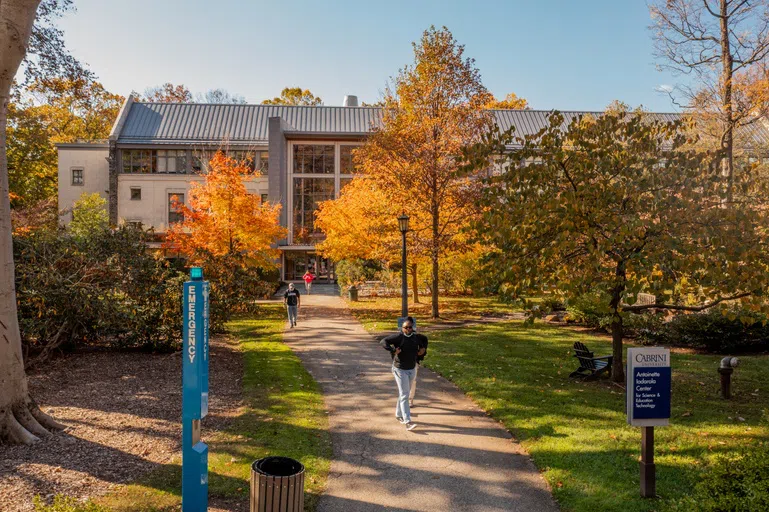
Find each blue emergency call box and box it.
[182,267,210,511]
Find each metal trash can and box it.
[250,456,304,512]
[348,285,359,301]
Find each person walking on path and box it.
[302,270,316,294]
[284,283,301,328]
[408,317,425,407]
[380,318,427,430]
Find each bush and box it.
[667,446,769,511]
[14,226,184,361]
[336,259,371,289]
[200,254,279,332]
[540,295,566,312]
[565,291,613,328]
[622,311,665,339]
[646,308,769,353]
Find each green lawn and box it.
[348,298,769,512]
[93,304,331,511]
[345,295,516,332]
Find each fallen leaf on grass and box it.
[681,411,692,417]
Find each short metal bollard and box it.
[348,285,359,301]
[250,456,304,512]
[718,356,739,399]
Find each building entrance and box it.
[284,251,334,282]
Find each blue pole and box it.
[182,267,209,511]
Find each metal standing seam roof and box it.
[493,110,769,148]
[115,102,769,148]
[117,103,385,144]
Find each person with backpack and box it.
[380,316,428,430]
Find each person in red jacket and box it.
[302,270,316,294]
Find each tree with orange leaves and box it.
[315,176,430,303]
[349,26,493,318]
[486,92,529,110]
[164,151,285,269]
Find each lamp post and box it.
[397,213,410,318]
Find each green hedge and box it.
[15,226,184,358]
[667,447,769,511]
[645,308,769,353]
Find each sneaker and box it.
[406,422,417,431]
[396,416,404,423]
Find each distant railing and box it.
[346,280,434,297]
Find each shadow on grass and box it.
[420,320,769,511]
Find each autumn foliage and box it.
[164,151,285,268]
[319,27,493,317]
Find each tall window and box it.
[192,149,268,174]
[156,150,187,173]
[293,144,334,174]
[71,168,84,185]
[122,150,152,173]
[292,178,334,244]
[257,150,269,172]
[340,145,361,174]
[123,149,187,173]
[168,193,185,225]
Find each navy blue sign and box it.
[182,268,210,511]
[627,348,671,427]
[632,367,671,419]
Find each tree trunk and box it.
[720,0,735,204]
[409,263,419,304]
[431,252,439,318]
[0,0,65,444]
[609,261,626,383]
[431,190,440,318]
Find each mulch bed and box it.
[0,336,243,511]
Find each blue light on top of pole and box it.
[190,267,203,280]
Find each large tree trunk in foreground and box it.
[1,0,65,444]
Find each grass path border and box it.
[84,304,332,511]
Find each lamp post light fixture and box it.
[398,213,410,318]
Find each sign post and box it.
[182,267,210,511]
[627,347,671,498]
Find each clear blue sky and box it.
[57,0,682,112]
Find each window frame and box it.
[130,187,142,200]
[167,191,186,227]
[71,168,84,186]
[287,141,363,244]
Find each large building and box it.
[57,96,769,282]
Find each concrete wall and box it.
[117,174,268,231]
[57,145,110,224]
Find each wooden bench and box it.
[569,341,613,380]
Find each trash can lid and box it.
[252,456,305,477]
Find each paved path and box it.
[282,291,558,512]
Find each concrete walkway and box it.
[282,291,558,512]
